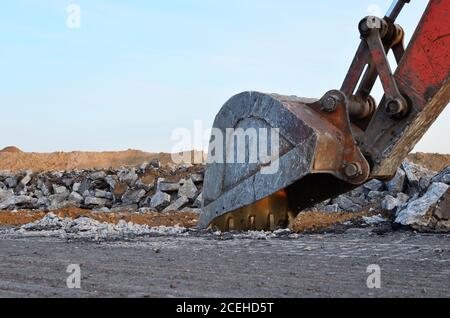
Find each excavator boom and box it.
[200,0,450,231]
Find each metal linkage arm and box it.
[339,0,449,180]
[361,0,450,178]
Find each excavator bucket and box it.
[199,90,371,231]
[200,0,450,231]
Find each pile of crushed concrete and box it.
[0,159,449,234]
[1,212,190,240]
[0,147,206,172]
[0,159,204,214]
[313,161,449,232]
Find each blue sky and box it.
[0,0,448,153]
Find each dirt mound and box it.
[0,147,445,173]
[0,149,205,172]
[407,153,450,172]
[0,146,23,153]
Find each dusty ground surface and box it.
[0,147,205,172]
[0,228,449,298]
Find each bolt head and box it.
[386,99,401,115]
[321,96,338,112]
[344,162,362,179]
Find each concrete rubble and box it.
[307,160,450,232]
[395,182,449,232]
[0,158,449,233]
[362,215,388,226]
[7,213,190,240]
[0,160,203,214]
